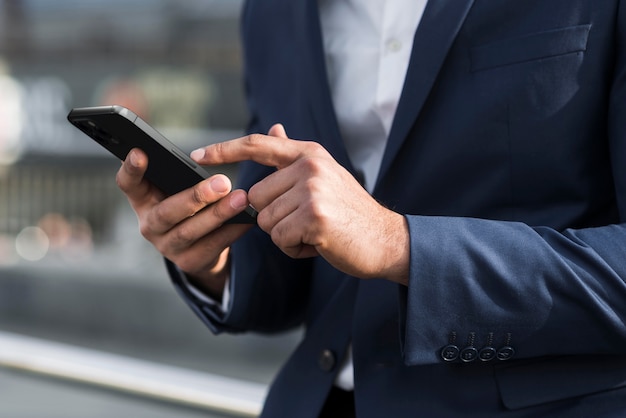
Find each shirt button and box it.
[318,349,336,372]
[386,38,402,53]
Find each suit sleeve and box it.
[402,217,626,365]
[401,3,626,365]
[168,227,313,335]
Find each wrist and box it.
[383,213,410,286]
[187,249,230,301]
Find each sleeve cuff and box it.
[177,268,232,312]
[165,258,241,334]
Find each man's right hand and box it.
[115,147,253,299]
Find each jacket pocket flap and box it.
[471,24,591,72]
[495,355,626,410]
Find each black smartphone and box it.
[67,105,257,224]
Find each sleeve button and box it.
[441,344,460,362]
[496,346,515,361]
[479,346,496,362]
[460,346,478,362]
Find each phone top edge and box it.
[67,105,138,123]
[116,106,139,123]
[66,104,213,184]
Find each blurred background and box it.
[0,1,299,416]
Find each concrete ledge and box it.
[0,331,266,417]
[0,262,300,385]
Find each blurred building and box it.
[0,2,299,417]
[0,0,248,257]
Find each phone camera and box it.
[79,121,118,146]
[96,133,119,146]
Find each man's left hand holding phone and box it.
[67,105,258,300]
[118,146,253,300]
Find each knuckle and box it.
[303,198,330,229]
[115,169,128,192]
[212,141,226,158]
[171,223,195,247]
[304,141,326,157]
[151,204,169,224]
[210,201,228,222]
[302,176,324,199]
[255,210,271,232]
[308,141,323,152]
[305,158,324,176]
[269,228,283,248]
[247,183,261,206]
[138,221,152,240]
[296,155,326,178]
[245,133,264,147]
[191,184,209,205]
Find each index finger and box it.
[190,134,325,169]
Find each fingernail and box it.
[230,192,248,210]
[210,176,230,193]
[129,150,140,167]
[190,148,205,161]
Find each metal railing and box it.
[0,331,267,417]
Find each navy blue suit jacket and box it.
[171,0,626,416]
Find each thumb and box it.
[267,123,288,138]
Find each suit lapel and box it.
[375,0,475,192]
[296,0,356,174]
[295,0,476,186]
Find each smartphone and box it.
[67,105,257,224]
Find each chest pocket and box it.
[470,24,591,72]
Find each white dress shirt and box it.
[318,0,427,389]
[319,0,427,191]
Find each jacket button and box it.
[318,349,336,372]
[460,346,478,363]
[441,344,459,362]
[497,346,515,361]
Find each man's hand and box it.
[115,147,253,298]
[190,125,410,285]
